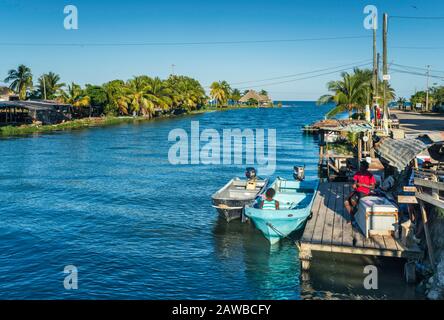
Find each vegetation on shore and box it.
[0,104,258,138]
[2,64,271,118]
[317,68,395,119]
[0,64,274,137]
[398,86,444,112]
[317,67,444,117]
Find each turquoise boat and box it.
[245,178,319,245]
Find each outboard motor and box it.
[245,167,257,181]
[293,165,305,181]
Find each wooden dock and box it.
[300,182,423,262]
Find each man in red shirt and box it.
[345,160,376,222]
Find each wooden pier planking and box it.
[341,183,354,247]
[332,183,345,246]
[321,182,337,247]
[300,182,424,260]
[301,182,327,243]
[311,184,330,245]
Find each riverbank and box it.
[0,105,258,138]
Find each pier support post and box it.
[404,260,417,284]
[299,245,313,272]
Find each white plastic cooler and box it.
[356,196,399,238]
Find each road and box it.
[392,110,444,136]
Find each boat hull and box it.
[212,178,268,223]
[212,198,248,222]
[245,178,318,244]
[245,208,310,244]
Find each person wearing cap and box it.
[344,160,376,223]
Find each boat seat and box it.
[246,180,257,191]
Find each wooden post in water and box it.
[418,198,436,271]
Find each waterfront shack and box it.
[317,121,374,181]
[0,100,73,126]
[239,90,272,107]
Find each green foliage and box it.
[85,85,107,107]
[210,81,231,107]
[411,86,444,111]
[4,65,33,100]
[36,72,65,100]
[327,140,354,156]
[318,68,396,119]
[247,98,259,106]
[346,132,359,148]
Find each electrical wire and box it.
[390,68,444,80]
[390,16,444,20]
[228,59,372,86]
[0,35,372,47]
[392,63,444,74]
[235,62,372,89]
[391,46,444,50]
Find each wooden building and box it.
[239,90,272,107]
[0,100,73,126]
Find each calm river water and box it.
[0,102,421,299]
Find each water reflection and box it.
[213,218,301,300]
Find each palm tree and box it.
[378,82,396,106]
[144,77,173,112]
[60,83,91,108]
[230,89,242,105]
[4,64,33,100]
[411,91,427,111]
[317,71,367,119]
[126,76,159,118]
[397,97,407,110]
[164,75,207,112]
[210,82,227,108]
[102,80,130,115]
[38,72,65,100]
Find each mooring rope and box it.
[266,222,302,250]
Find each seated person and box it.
[345,160,376,222]
[260,188,280,210]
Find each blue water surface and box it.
[0,102,420,300]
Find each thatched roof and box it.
[239,90,271,103]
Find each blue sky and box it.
[0,0,443,100]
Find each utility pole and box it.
[426,65,431,112]
[372,15,378,124]
[382,13,389,133]
[375,53,380,127]
[171,64,176,76]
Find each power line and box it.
[391,68,444,80]
[228,59,372,86]
[390,16,444,20]
[0,35,372,47]
[391,46,444,50]
[235,62,372,89]
[392,63,444,74]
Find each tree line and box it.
[3,65,269,118]
[400,87,444,112]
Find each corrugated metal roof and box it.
[375,137,432,171]
[0,101,71,111]
[423,132,444,144]
[320,123,373,133]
